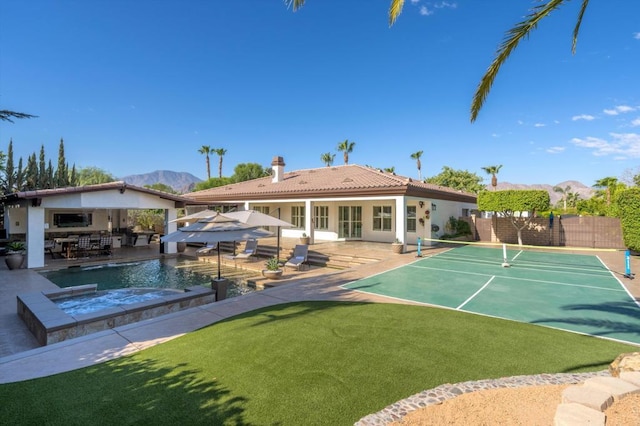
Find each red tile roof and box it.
[186,164,476,203]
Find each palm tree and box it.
[593,177,618,207]
[213,148,227,178]
[566,191,580,208]
[287,1,591,122]
[383,167,395,174]
[0,109,37,122]
[337,139,355,165]
[320,152,335,167]
[481,165,503,191]
[553,185,571,211]
[198,145,212,180]
[410,150,423,180]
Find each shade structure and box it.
[169,209,219,223]
[161,213,273,279]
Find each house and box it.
[0,181,193,268]
[186,157,478,249]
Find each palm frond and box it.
[285,0,305,11]
[0,110,38,123]
[388,0,405,27]
[470,0,569,122]
[572,0,590,54]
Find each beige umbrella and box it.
[161,213,273,279]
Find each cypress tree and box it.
[38,145,46,189]
[45,160,54,189]
[55,138,68,187]
[69,163,77,186]
[15,157,24,191]
[25,153,38,190]
[5,139,15,193]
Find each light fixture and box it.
[418,201,424,208]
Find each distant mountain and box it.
[121,170,202,194]
[493,180,594,206]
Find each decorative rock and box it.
[620,371,640,387]
[609,352,640,377]
[554,403,605,426]
[561,385,613,411]
[583,376,640,401]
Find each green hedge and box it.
[618,188,640,251]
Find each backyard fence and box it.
[462,215,625,249]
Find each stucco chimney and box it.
[271,156,285,183]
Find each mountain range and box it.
[121,170,202,193]
[121,170,595,205]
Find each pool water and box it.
[40,258,258,298]
[54,288,181,315]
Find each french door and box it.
[338,206,362,239]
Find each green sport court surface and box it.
[343,245,640,346]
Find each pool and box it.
[40,257,258,297]
[54,288,182,316]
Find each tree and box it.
[383,166,395,173]
[618,188,640,252]
[410,150,423,180]
[232,163,270,182]
[553,185,571,211]
[76,166,116,186]
[25,153,37,190]
[55,138,68,187]
[213,148,227,178]
[145,183,178,194]
[0,109,37,123]
[193,177,235,191]
[425,166,485,194]
[337,139,356,165]
[4,139,15,194]
[320,152,335,167]
[566,191,580,208]
[593,177,619,207]
[481,165,503,190]
[198,145,212,180]
[478,189,550,246]
[38,145,46,189]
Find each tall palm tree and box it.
[566,191,580,208]
[287,0,591,122]
[481,165,503,191]
[337,139,355,165]
[320,152,335,167]
[553,185,571,211]
[198,145,212,180]
[213,148,227,178]
[410,150,423,180]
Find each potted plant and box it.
[300,232,310,245]
[391,238,404,254]
[262,256,283,279]
[5,241,26,270]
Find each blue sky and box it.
[1,1,639,187]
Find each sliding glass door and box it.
[338,206,362,239]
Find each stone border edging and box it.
[355,370,610,425]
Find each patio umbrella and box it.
[161,213,273,279]
[169,209,219,223]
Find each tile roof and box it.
[186,164,477,203]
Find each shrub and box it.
[618,188,640,251]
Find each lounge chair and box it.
[99,235,112,256]
[285,244,308,271]
[76,235,92,258]
[196,243,217,255]
[232,239,258,262]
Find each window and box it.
[406,206,417,232]
[53,213,93,228]
[291,206,305,229]
[373,206,392,231]
[462,208,469,217]
[314,206,329,230]
[254,206,270,215]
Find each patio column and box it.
[394,196,406,250]
[26,205,46,268]
[305,199,313,243]
[164,208,178,254]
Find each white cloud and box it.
[517,120,524,125]
[534,123,545,128]
[571,133,640,158]
[419,6,433,16]
[411,0,420,4]
[434,1,457,9]
[632,118,640,127]
[546,146,565,154]
[572,114,595,121]
[634,32,640,40]
[603,105,636,115]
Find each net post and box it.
[624,249,635,279]
[501,243,510,268]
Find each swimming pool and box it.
[40,257,258,297]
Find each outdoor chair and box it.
[285,244,309,271]
[196,244,217,255]
[233,239,258,262]
[76,235,92,258]
[99,235,112,256]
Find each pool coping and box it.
[17,284,216,346]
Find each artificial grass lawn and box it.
[1,301,635,425]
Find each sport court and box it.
[343,245,640,345]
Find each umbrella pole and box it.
[217,242,221,280]
[277,226,281,264]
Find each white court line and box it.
[410,264,626,292]
[457,276,495,310]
